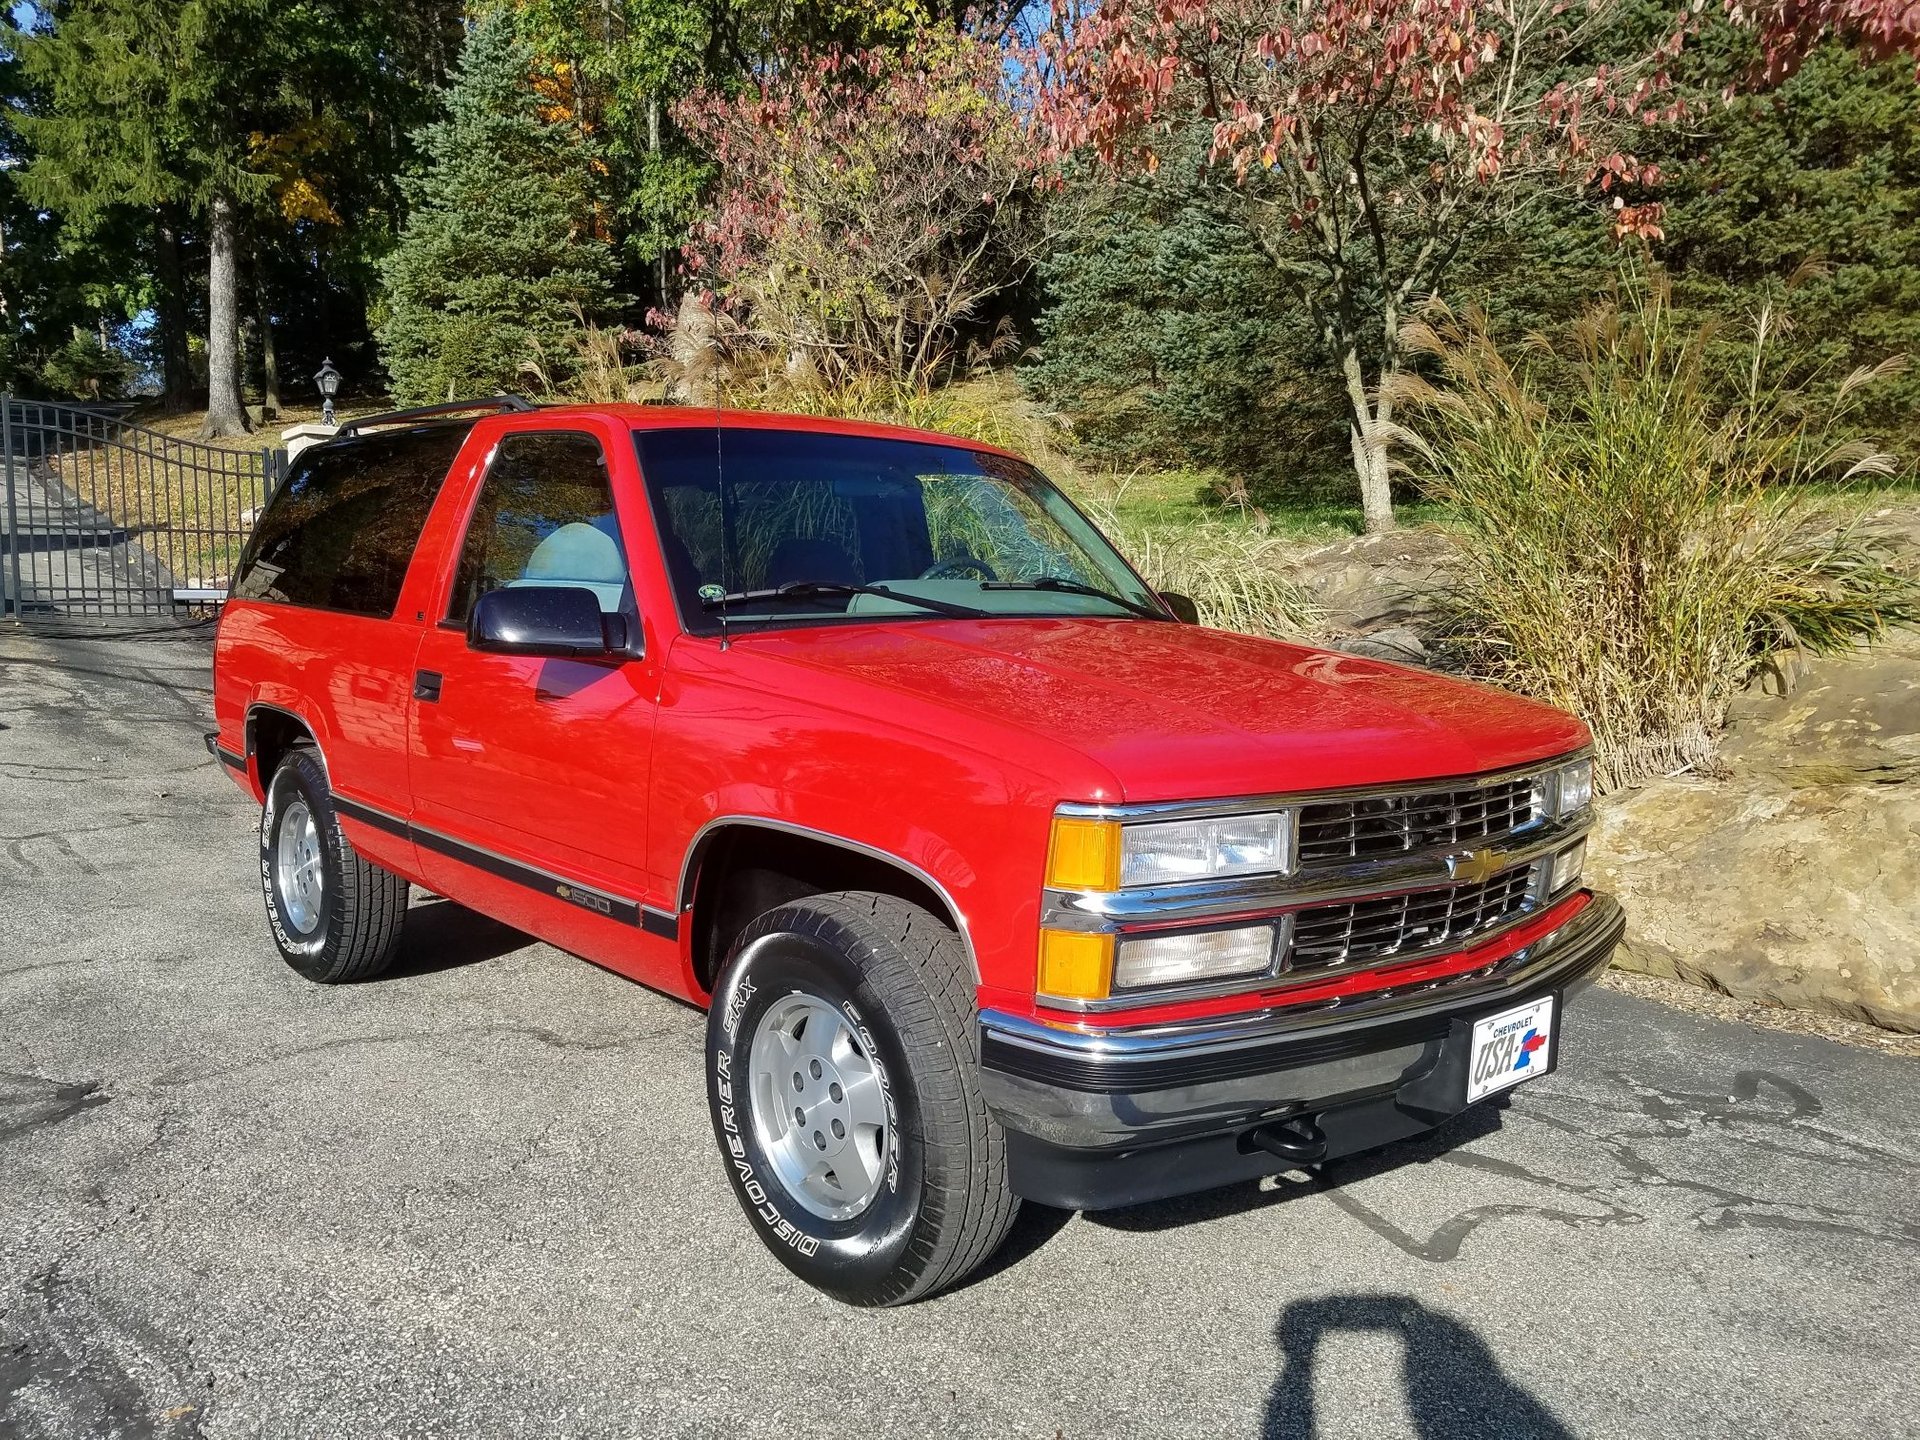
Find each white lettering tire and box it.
[705,891,1018,1306]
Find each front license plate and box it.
[1466,996,1556,1104]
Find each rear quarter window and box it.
[231,425,470,617]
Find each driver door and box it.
[409,426,661,935]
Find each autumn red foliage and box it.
[1736,0,1920,79]
[1032,0,1688,530]
[674,34,1044,387]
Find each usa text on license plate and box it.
[1467,996,1555,1103]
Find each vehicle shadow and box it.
[381,894,536,980]
[1262,1292,1573,1439]
[948,1201,1079,1292]
[949,1102,1510,1298]
[1082,1099,1508,1234]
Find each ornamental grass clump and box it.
[1390,283,1919,790]
[1085,499,1319,641]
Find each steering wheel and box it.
[919,555,998,581]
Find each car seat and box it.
[516,522,628,612]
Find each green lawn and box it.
[1047,456,1458,544]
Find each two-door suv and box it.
[209,396,1623,1305]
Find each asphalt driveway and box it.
[2,628,1917,1439]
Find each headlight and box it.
[1120,813,1293,886]
[1550,839,1587,893]
[1554,758,1593,818]
[1114,924,1277,990]
[1046,811,1295,891]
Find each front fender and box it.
[650,647,1120,1010]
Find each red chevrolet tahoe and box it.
[208,396,1622,1306]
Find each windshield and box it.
[634,426,1168,634]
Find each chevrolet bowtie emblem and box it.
[1445,848,1503,885]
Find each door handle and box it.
[413,669,443,703]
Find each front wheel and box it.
[705,891,1018,1306]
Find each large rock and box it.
[1720,632,1920,784]
[1589,630,1920,1033]
[1289,529,1456,642]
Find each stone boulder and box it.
[1589,630,1920,1033]
[1721,630,1920,784]
[1287,528,1457,656]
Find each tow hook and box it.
[1245,1115,1328,1165]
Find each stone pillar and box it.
[281,422,340,461]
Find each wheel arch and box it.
[679,818,980,997]
[245,703,323,793]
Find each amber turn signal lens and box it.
[1046,817,1121,891]
[1037,929,1114,1003]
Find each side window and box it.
[232,425,467,616]
[447,431,629,624]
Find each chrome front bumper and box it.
[978,892,1624,1206]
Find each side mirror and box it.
[1159,591,1200,624]
[469,586,629,658]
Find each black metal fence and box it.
[0,397,287,621]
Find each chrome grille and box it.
[1287,866,1535,973]
[1296,777,1537,864]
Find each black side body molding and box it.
[330,793,677,938]
[204,732,247,772]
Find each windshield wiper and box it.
[700,580,989,619]
[979,576,1168,620]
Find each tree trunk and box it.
[648,98,668,306]
[154,208,193,412]
[200,195,250,438]
[1338,342,1396,534]
[255,260,280,421]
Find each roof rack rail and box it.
[337,395,537,437]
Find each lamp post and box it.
[314,357,342,427]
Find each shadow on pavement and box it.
[381,894,536,980]
[946,1203,1078,1294]
[1081,1099,1508,1234]
[1263,1293,1573,1439]
[949,1102,1511,1296]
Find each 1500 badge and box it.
[553,882,613,916]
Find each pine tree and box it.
[0,30,148,397]
[15,0,263,432]
[1029,128,1354,504]
[378,10,617,405]
[1454,27,1920,462]
[14,1,461,430]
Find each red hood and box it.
[726,618,1589,803]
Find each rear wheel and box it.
[705,891,1017,1306]
[260,745,407,983]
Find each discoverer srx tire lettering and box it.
[713,1048,823,1259]
[703,891,1017,1306]
[711,971,900,1253]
